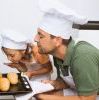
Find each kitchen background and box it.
[0,0,99,79]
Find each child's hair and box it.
[22,44,33,61]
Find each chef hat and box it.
[38,0,88,39]
[0,30,31,50]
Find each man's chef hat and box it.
[38,0,88,39]
[0,30,31,50]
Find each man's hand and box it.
[41,79,69,90]
[41,80,54,84]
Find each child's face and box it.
[2,47,25,63]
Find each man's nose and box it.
[34,34,39,43]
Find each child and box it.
[1,30,52,81]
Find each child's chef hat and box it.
[1,29,31,50]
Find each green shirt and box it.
[53,40,99,96]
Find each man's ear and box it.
[55,37,62,47]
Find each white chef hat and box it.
[0,30,31,50]
[38,0,88,39]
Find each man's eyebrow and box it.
[38,32,45,36]
[38,32,42,35]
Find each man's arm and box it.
[40,79,97,100]
[35,94,96,100]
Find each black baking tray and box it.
[0,73,32,95]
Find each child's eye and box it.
[9,54,14,57]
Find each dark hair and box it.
[22,44,32,60]
[50,34,72,46]
[1,47,6,54]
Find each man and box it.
[34,0,99,100]
[0,29,52,81]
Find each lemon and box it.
[7,72,18,85]
[0,78,10,91]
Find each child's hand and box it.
[23,71,32,79]
[4,62,27,72]
[4,62,18,68]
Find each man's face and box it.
[34,28,57,54]
[2,47,25,63]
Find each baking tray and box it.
[0,73,32,95]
